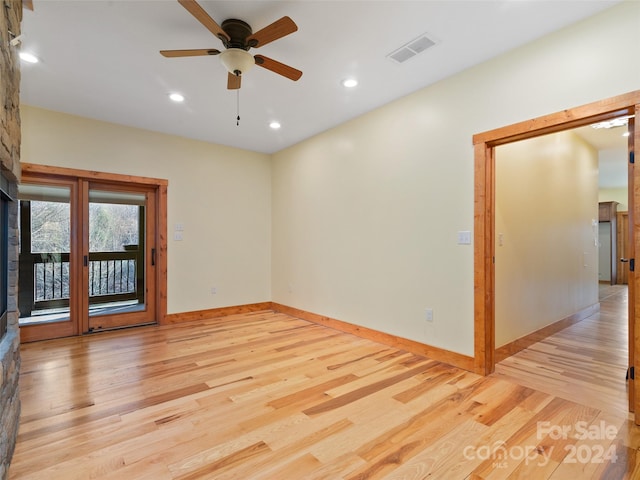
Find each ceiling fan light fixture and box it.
[219,48,255,76]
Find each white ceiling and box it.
[574,123,630,189]
[18,0,624,155]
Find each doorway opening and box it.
[490,122,630,415]
[473,90,639,420]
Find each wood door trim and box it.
[21,163,168,187]
[473,91,640,146]
[473,90,640,377]
[630,111,638,416]
[19,163,169,336]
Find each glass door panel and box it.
[18,182,78,340]
[86,186,156,331]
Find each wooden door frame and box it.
[19,163,168,340]
[473,91,640,418]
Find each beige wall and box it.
[271,1,640,356]
[494,132,599,348]
[18,2,640,356]
[20,106,272,314]
[599,188,628,211]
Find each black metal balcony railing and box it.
[19,250,143,317]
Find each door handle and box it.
[621,258,629,263]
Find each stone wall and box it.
[0,1,22,479]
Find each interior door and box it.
[83,182,157,332]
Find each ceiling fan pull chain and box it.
[236,88,240,126]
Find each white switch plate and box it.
[174,232,183,241]
[175,223,184,231]
[457,231,471,245]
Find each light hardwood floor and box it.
[494,285,630,416]
[9,292,640,479]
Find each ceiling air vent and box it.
[387,33,437,64]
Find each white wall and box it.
[20,106,272,314]
[271,1,640,356]
[494,132,599,348]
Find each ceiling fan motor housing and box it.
[220,19,255,50]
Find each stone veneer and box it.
[0,1,22,479]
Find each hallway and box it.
[493,285,629,416]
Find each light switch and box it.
[457,231,472,245]
[174,232,183,241]
[175,223,184,231]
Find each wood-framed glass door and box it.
[82,182,157,332]
[18,177,81,341]
[18,166,166,342]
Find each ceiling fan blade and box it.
[177,0,230,42]
[160,49,220,58]
[227,72,241,90]
[254,55,302,81]
[247,16,297,48]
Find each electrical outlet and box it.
[425,308,433,322]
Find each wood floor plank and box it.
[494,285,630,415]
[9,292,640,479]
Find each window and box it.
[0,171,11,339]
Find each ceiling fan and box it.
[161,0,302,90]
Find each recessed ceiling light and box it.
[168,93,184,102]
[19,51,38,63]
[342,78,358,88]
[269,121,281,130]
[591,115,632,129]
